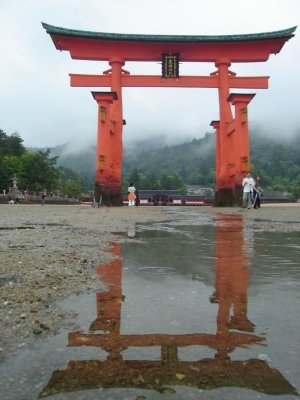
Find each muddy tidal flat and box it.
[0,203,300,360]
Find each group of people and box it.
[6,180,261,209]
[7,193,46,205]
[8,197,20,205]
[128,176,262,209]
[242,172,263,209]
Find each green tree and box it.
[0,155,22,190]
[179,185,188,195]
[144,171,161,189]
[60,179,86,198]
[57,166,88,197]
[161,173,173,189]
[129,168,141,188]
[0,130,26,190]
[0,130,25,157]
[18,150,60,191]
[122,177,130,193]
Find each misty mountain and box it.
[124,132,196,155]
[123,132,216,185]
[127,129,300,193]
[30,143,97,189]
[45,132,215,187]
[31,129,300,194]
[28,143,95,189]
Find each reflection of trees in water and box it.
[40,217,297,398]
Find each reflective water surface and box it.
[1,213,300,400]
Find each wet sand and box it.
[0,203,299,359]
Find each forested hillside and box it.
[1,128,300,197]
[50,143,96,187]
[122,132,215,190]
[250,131,300,193]
[122,130,300,196]
[49,129,300,195]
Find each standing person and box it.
[40,192,46,206]
[127,183,136,207]
[253,175,263,209]
[242,172,255,209]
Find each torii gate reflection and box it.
[40,215,297,397]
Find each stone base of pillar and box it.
[94,183,123,206]
[233,185,243,207]
[215,185,243,207]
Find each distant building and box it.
[122,189,212,206]
[186,185,215,197]
[126,190,182,206]
[262,191,296,203]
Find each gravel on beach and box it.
[0,203,299,359]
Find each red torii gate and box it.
[42,23,296,206]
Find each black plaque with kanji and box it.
[161,53,180,78]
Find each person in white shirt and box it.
[242,172,255,209]
[127,183,136,207]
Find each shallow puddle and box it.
[1,213,300,400]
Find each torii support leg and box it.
[229,93,256,207]
[212,93,255,207]
[92,91,123,206]
[213,59,235,206]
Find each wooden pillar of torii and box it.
[42,23,296,206]
[211,87,256,205]
[92,91,124,205]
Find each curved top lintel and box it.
[42,22,297,43]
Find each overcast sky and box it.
[0,0,299,149]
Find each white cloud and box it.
[0,0,299,147]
